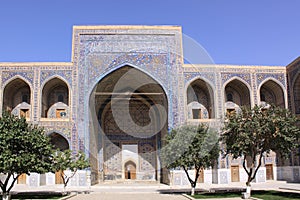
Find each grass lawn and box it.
[191,190,300,200]
[1,192,67,199]
[11,195,63,199]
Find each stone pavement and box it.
[10,181,300,200]
[69,193,187,200]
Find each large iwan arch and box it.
[88,65,168,183]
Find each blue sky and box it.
[0,0,299,66]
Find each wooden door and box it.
[17,173,26,184]
[265,164,274,180]
[125,161,136,180]
[55,170,64,184]
[231,166,240,182]
[196,168,204,183]
[56,109,66,118]
[20,109,29,118]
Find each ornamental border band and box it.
[0,25,299,187]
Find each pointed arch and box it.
[224,77,251,108]
[124,160,137,179]
[89,64,168,182]
[258,78,286,108]
[3,77,32,115]
[48,132,70,151]
[185,77,215,119]
[41,77,70,118]
[292,73,300,114]
[88,62,169,99]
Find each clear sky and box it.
[0,0,299,66]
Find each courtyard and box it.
[7,181,300,200]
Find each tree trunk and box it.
[2,192,11,200]
[246,173,252,186]
[182,165,198,196]
[246,186,251,195]
[242,186,251,199]
[191,186,195,196]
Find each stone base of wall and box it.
[277,166,300,183]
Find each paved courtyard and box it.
[65,181,300,200]
[69,193,187,200]
[11,181,300,200]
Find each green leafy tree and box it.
[52,150,89,190]
[161,124,219,196]
[222,105,300,187]
[0,112,53,200]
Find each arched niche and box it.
[259,79,285,108]
[3,78,31,118]
[293,75,300,114]
[90,65,168,182]
[186,79,214,119]
[225,79,251,105]
[49,132,69,151]
[124,160,136,180]
[41,78,69,118]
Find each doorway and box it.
[17,173,26,184]
[125,161,136,180]
[265,164,274,180]
[231,166,240,182]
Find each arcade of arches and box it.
[2,26,300,186]
[2,77,70,119]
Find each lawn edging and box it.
[59,192,77,200]
[182,193,263,200]
[181,193,195,200]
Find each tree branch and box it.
[194,166,201,185]
[1,173,12,193]
[65,169,78,187]
[250,151,264,182]
[242,156,250,176]
[182,165,195,187]
[0,179,4,192]
[7,174,20,193]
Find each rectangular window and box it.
[56,109,66,118]
[226,109,235,116]
[20,109,29,118]
[192,109,201,119]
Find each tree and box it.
[0,112,53,200]
[52,150,89,190]
[221,105,300,188]
[161,124,219,196]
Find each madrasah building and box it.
[0,25,299,187]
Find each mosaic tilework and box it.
[184,72,216,86]
[2,71,34,86]
[41,70,72,86]
[256,169,266,182]
[221,72,251,85]
[40,121,72,139]
[256,73,286,88]
[0,26,295,185]
[219,171,229,184]
[74,27,183,159]
[288,67,300,85]
[0,65,74,152]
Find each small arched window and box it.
[58,94,64,102]
[260,94,266,101]
[226,93,233,102]
[22,94,29,103]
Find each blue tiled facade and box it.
[1,25,299,185]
